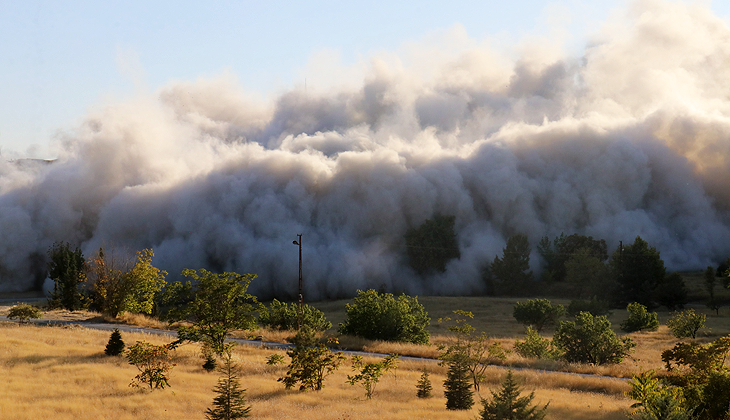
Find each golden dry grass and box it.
[0,321,633,420]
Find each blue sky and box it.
[1,0,728,158]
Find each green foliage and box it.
[513,299,565,332]
[621,302,659,333]
[206,350,251,420]
[443,351,474,410]
[491,234,533,295]
[47,242,87,310]
[717,258,730,279]
[610,236,666,309]
[416,369,432,398]
[104,328,125,356]
[479,370,548,420]
[122,249,167,315]
[278,340,346,391]
[553,312,635,365]
[704,266,719,315]
[163,269,258,356]
[7,303,42,323]
[514,327,561,360]
[126,340,177,390]
[667,310,706,339]
[627,370,689,420]
[538,233,608,283]
[338,289,430,344]
[566,297,611,317]
[564,247,612,298]
[654,272,688,311]
[439,310,507,392]
[404,214,460,275]
[258,299,332,331]
[266,354,285,365]
[347,354,399,399]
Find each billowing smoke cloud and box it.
[2,0,729,299]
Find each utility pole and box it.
[292,234,303,330]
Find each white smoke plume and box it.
[2,0,729,298]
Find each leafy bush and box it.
[513,299,565,332]
[338,289,430,344]
[627,370,689,420]
[104,328,125,356]
[258,299,331,331]
[347,354,399,399]
[479,370,548,420]
[7,303,42,323]
[126,340,177,390]
[278,327,345,391]
[514,327,560,360]
[553,312,635,365]
[566,297,611,317]
[667,309,706,339]
[620,302,659,333]
[416,369,432,398]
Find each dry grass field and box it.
[0,321,633,420]
[1,269,728,419]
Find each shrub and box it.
[553,312,635,365]
[514,327,560,360]
[338,289,430,344]
[126,340,177,390]
[279,326,345,391]
[627,370,689,420]
[566,297,611,317]
[654,272,688,311]
[620,302,659,333]
[104,328,125,356]
[266,354,285,365]
[667,309,706,339]
[258,299,331,331]
[416,369,432,398]
[347,354,399,399]
[206,350,251,419]
[7,303,42,323]
[513,299,565,332]
[479,370,548,420]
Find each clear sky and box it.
[1,0,728,158]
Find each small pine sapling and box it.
[206,348,251,420]
[416,369,432,398]
[480,370,548,420]
[443,352,474,410]
[104,328,125,356]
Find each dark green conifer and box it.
[104,328,125,356]
[480,370,548,420]
[206,352,251,420]
[416,369,432,398]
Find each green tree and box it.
[491,234,532,295]
[621,302,659,333]
[404,214,460,275]
[338,289,430,344]
[611,236,666,309]
[513,327,561,360]
[258,299,331,331]
[704,267,719,316]
[513,299,565,332]
[479,370,548,420]
[443,351,474,410]
[279,326,346,391]
[438,310,507,392]
[566,297,611,317]
[163,269,258,356]
[47,242,87,310]
[206,348,251,420]
[7,303,42,323]
[347,354,399,399]
[126,340,177,390]
[654,272,688,311]
[564,247,612,298]
[105,328,125,356]
[553,312,635,365]
[537,233,608,283]
[667,310,706,339]
[627,370,689,420]
[122,249,167,315]
[416,369,432,398]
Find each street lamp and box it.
[292,234,303,330]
